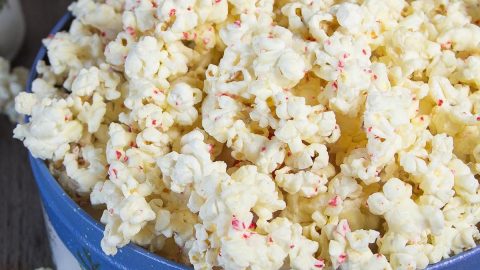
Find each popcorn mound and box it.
[0,57,28,123]
[13,0,480,269]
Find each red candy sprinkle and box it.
[231,216,242,230]
[289,244,295,249]
[362,49,367,55]
[111,168,118,178]
[169,8,176,16]
[341,222,350,235]
[438,99,444,106]
[126,26,135,36]
[338,253,347,263]
[332,81,338,90]
[328,195,340,207]
[314,259,325,269]
[115,150,122,160]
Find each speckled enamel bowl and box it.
[28,12,480,270]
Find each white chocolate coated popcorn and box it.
[13,0,480,269]
[0,57,28,123]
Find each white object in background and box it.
[0,0,26,60]
[43,209,83,270]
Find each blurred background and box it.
[1,0,70,269]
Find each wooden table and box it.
[2,1,71,269]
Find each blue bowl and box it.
[27,12,480,270]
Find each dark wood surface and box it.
[2,0,71,269]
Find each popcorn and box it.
[0,57,28,123]
[14,0,480,269]
[63,145,107,193]
[14,97,83,161]
[166,82,202,126]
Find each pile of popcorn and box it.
[0,57,28,123]
[13,0,480,269]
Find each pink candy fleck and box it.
[115,150,122,160]
[126,26,135,36]
[441,41,452,50]
[328,195,340,207]
[169,8,176,16]
[111,168,118,178]
[267,236,273,243]
[314,259,325,269]
[338,253,347,264]
[234,20,241,27]
[362,49,367,55]
[332,81,338,90]
[340,221,350,236]
[231,216,242,230]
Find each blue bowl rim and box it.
[26,11,480,270]
[27,12,188,270]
